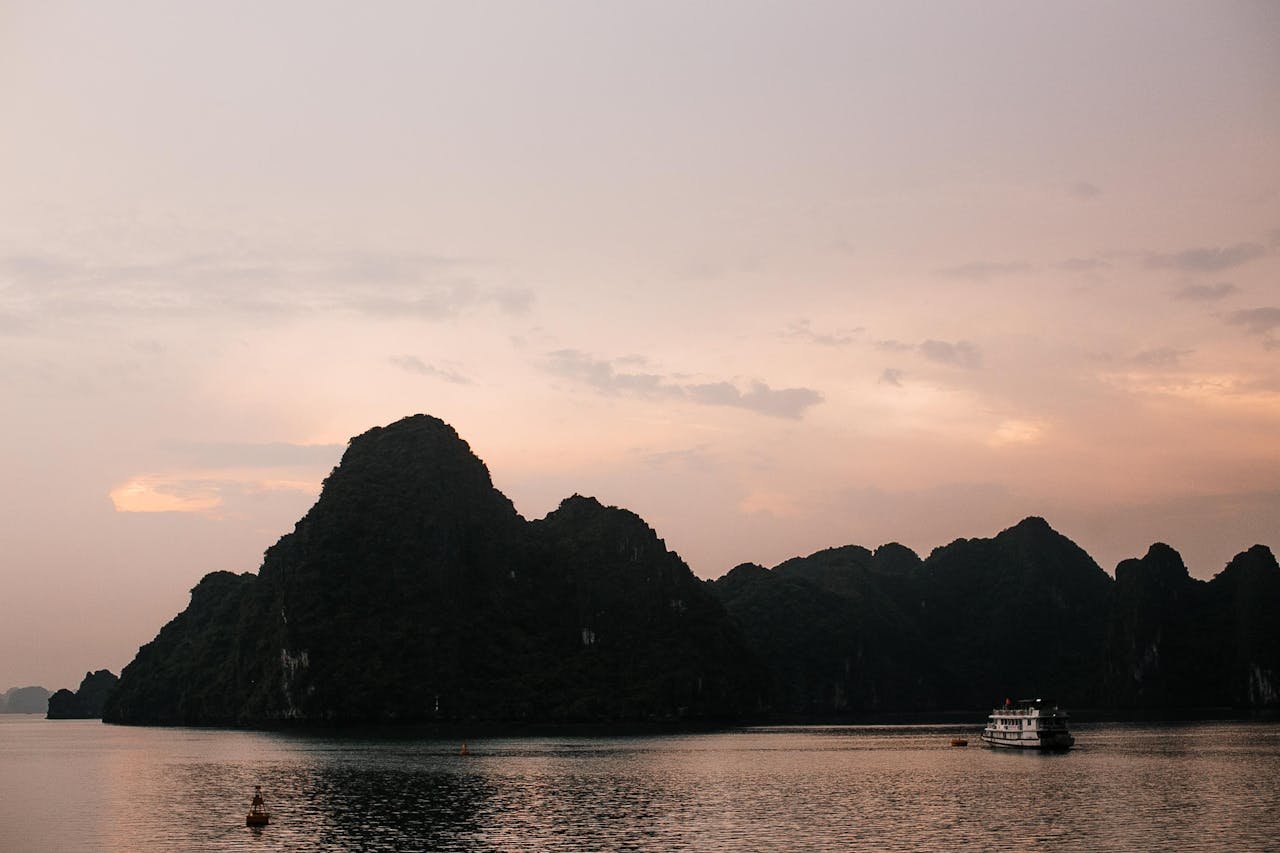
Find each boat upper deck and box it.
[988,700,1068,718]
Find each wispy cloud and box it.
[1068,181,1102,199]
[1131,347,1193,369]
[109,474,319,516]
[1173,282,1237,301]
[919,339,983,369]
[164,441,344,469]
[390,355,472,384]
[1056,257,1110,273]
[686,381,824,419]
[784,319,860,346]
[1224,307,1280,349]
[879,368,904,387]
[1224,307,1280,335]
[0,250,534,324]
[1146,243,1266,273]
[934,261,1031,281]
[640,445,713,471]
[543,349,823,419]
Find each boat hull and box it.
[980,732,1074,751]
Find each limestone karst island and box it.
[103,415,1280,727]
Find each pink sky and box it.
[1,1,1277,690]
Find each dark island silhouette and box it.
[103,414,1279,726]
[47,670,119,719]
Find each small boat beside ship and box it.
[980,698,1074,751]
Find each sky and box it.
[1,0,1278,690]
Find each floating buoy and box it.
[246,785,270,826]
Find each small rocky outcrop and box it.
[47,670,119,719]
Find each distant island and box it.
[1,685,51,714]
[104,415,1279,727]
[47,670,119,719]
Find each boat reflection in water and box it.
[980,698,1075,751]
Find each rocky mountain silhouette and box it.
[47,670,119,719]
[105,415,1278,725]
[105,416,764,725]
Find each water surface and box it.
[2,716,1277,851]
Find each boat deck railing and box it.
[989,707,1067,716]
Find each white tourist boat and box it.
[980,698,1074,751]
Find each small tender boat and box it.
[980,698,1074,751]
[950,737,968,747]
[246,785,270,827]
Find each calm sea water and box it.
[1,716,1277,851]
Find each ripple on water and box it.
[1,719,1278,851]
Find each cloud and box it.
[1056,257,1110,272]
[988,418,1047,447]
[1068,181,1102,199]
[874,339,916,353]
[1145,243,1266,273]
[686,381,824,419]
[543,349,823,419]
[934,261,1031,281]
[390,355,472,384]
[110,476,225,514]
[784,319,860,346]
[545,350,669,396]
[919,339,983,369]
[166,442,344,469]
[0,250,534,325]
[879,368,904,387]
[1225,307,1280,348]
[109,474,318,515]
[640,445,713,471]
[1131,347,1193,369]
[1173,282,1237,301]
[1224,307,1280,336]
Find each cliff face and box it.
[711,521,1278,714]
[105,415,761,726]
[47,670,119,719]
[1214,546,1280,706]
[1102,543,1280,708]
[711,518,1115,714]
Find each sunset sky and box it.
[2,0,1278,690]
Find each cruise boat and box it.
[980,698,1074,751]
